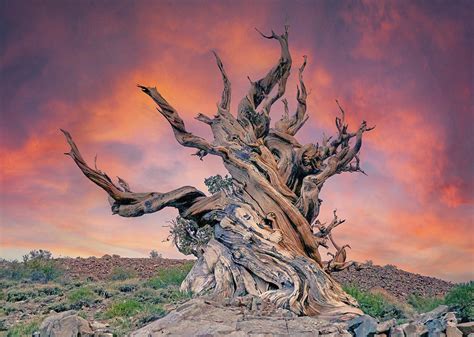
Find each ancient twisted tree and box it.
[62,27,374,318]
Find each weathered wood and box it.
[62,27,374,318]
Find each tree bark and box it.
[62,27,374,319]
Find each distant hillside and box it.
[54,255,454,300]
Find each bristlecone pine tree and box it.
[62,26,374,318]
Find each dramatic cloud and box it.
[1,0,472,281]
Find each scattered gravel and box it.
[332,264,454,300]
[57,255,192,280]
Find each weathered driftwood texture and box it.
[62,27,374,318]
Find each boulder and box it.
[130,298,350,337]
[346,315,377,337]
[403,322,428,337]
[39,310,94,337]
[376,319,395,333]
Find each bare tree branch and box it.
[61,129,206,217]
[275,56,309,135]
[138,85,227,159]
[212,50,231,113]
[237,26,292,138]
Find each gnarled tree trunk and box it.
[62,26,374,319]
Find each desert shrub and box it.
[445,281,474,322]
[109,267,136,281]
[48,301,69,313]
[344,285,407,320]
[0,261,27,281]
[136,304,166,325]
[149,250,162,259]
[67,286,98,308]
[146,262,193,289]
[6,319,40,337]
[105,299,142,318]
[118,284,137,293]
[23,249,52,261]
[0,250,62,283]
[36,285,63,297]
[6,289,36,302]
[156,288,192,303]
[92,286,113,299]
[133,288,159,302]
[166,216,213,256]
[408,294,445,313]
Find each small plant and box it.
[204,174,234,195]
[67,286,98,309]
[445,281,474,322]
[149,250,162,259]
[23,249,52,262]
[146,262,193,289]
[6,289,36,302]
[344,285,407,320]
[105,299,143,318]
[109,267,136,281]
[408,294,444,313]
[6,319,40,337]
[166,217,213,256]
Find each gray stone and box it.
[130,298,352,337]
[347,315,377,337]
[376,319,395,333]
[39,310,94,337]
[389,326,405,337]
[420,306,449,324]
[403,322,428,337]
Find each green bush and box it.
[6,319,40,337]
[105,299,143,318]
[6,289,36,302]
[67,286,98,308]
[109,267,136,281]
[343,285,406,320]
[408,294,445,313]
[0,251,62,283]
[146,263,193,289]
[445,282,474,322]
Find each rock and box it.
[457,322,474,335]
[376,319,395,333]
[389,326,405,337]
[90,321,108,330]
[130,298,349,336]
[403,322,428,337]
[347,315,377,337]
[419,305,449,324]
[39,310,94,337]
[446,326,462,337]
[444,312,457,327]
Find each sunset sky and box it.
[0,0,472,282]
